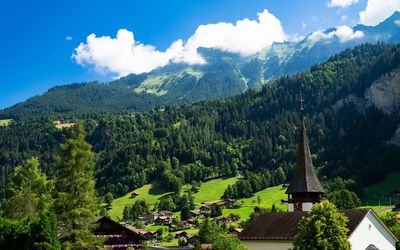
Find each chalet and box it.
[155,216,172,225]
[139,213,157,223]
[159,211,173,217]
[229,228,243,236]
[240,110,399,250]
[93,216,145,249]
[130,192,139,198]
[224,198,236,206]
[129,228,159,242]
[199,205,211,213]
[190,210,202,219]
[174,231,188,239]
[216,215,237,224]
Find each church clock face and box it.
[294,202,302,211]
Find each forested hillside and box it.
[2,12,400,118]
[0,44,399,201]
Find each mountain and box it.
[2,12,400,119]
[1,43,399,198]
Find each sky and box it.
[0,0,399,109]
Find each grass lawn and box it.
[0,119,12,126]
[193,177,238,204]
[109,184,170,220]
[223,185,287,221]
[362,172,400,207]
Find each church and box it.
[239,110,398,250]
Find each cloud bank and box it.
[308,25,364,43]
[359,0,400,26]
[328,0,359,8]
[73,9,285,77]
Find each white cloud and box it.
[73,9,285,77]
[308,25,364,43]
[328,0,359,8]
[66,35,73,41]
[359,0,400,26]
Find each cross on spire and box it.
[299,91,305,117]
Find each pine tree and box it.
[53,122,100,249]
[2,157,52,220]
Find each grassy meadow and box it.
[0,119,12,126]
[362,172,400,207]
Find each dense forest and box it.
[0,43,399,201]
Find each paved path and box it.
[376,206,394,214]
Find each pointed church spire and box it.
[286,92,325,195]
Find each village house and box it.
[155,216,173,225]
[130,192,139,198]
[93,216,145,249]
[239,113,399,250]
[190,210,202,219]
[199,205,211,213]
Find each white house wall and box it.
[241,240,292,250]
[348,212,397,250]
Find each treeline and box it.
[224,169,286,199]
[0,43,399,200]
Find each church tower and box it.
[286,95,325,212]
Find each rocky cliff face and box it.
[365,67,400,115]
[338,66,400,147]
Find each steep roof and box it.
[239,209,370,240]
[286,119,325,194]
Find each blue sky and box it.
[0,0,393,108]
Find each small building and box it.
[199,205,211,213]
[159,211,173,217]
[130,192,139,198]
[93,216,145,249]
[139,213,158,223]
[174,231,188,239]
[155,216,172,225]
[190,210,202,219]
[229,228,243,236]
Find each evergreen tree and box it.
[2,157,52,220]
[104,192,114,207]
[52,122,100,249]
[293,200,351,250]
[180,206,191,221]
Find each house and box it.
[155,216,172,225]
[130,192,139,198]
[139,213,158,223]
[239,209,398,250]
[224,198,236,206]
[240,113,399,250]
[159,211,173,217]
[190,210,202,219]
[174,231,188,239]
[199,205,211,213]
[128,228,159,242]
[229,228,243,236]
[93,216,145,249]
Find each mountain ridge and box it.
[2,12,400,119]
